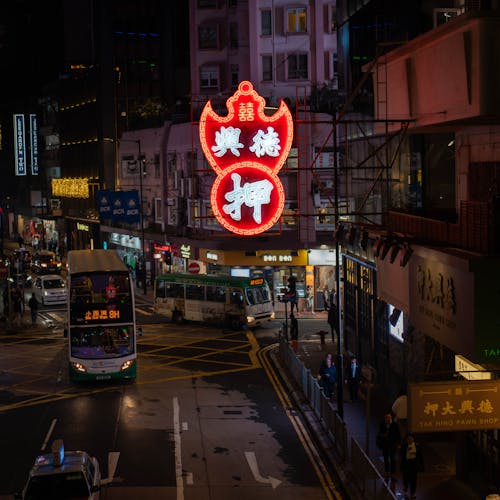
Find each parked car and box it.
[31,250,62,274]
[15,439,101,500]
[33,275,68,305]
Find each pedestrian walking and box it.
[392,389,408,437]
[318,355,337,398]
[12,287,23,327]
[345,356,361,401]
[28,292,39,325]
[305,285,314,314]
[399,433,424,499]
[290,312,298,341]
[323,286,329,311]
[376,412,401,480]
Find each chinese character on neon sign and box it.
[199,81,293,236]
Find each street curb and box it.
[268,346,364,500]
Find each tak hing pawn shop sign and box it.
[409,379,500,433]
[199,81,293,235]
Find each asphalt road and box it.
[0,312,344,500]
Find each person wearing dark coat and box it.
[376,412,401,479]
[28,292,39,325]
[319,356,337,398]
[345,356,361,401]
[399,433,424,499]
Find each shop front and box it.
[199,249,309,313]
[66,217,100,252]
[378,245,500,490]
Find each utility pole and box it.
[136,140,147,296]
[119,138,148,295]
[333,123,344,420]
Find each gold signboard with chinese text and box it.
[409,380,500,433]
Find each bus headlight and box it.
[246,316,255,325]
[121,360,134,371]
[71,362,87,373]
[270,311,275,320]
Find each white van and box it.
[33,274,68,305]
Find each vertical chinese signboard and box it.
[199,81,293,236]
[13,114,26,176]
[409,380,500,433]
[30,114,38,175]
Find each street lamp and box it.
[120,138,147,295]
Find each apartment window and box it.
[329,6,337,32]
[198,24,218,50]
[231,64,239,90]
[186,150,197,175]
[287,7,307,33]
[154,153,160,178]
[198,0,218,8]
[167,152,176,174]
[261,9,272,36]
[288,54,308,80]
[200,66,219,89]
[154,198,162,222]
[229,23,238,49]
[262,55,273,81]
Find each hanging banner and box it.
[97,189,112,219]
[13,114,26,176]
[199,81,293,236]
[123,190,140,223]
[30,114,38,175]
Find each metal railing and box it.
[278,339,397,500]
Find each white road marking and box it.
[182,422,188,431]
[244,451,281,489]
[101,452,120,485]
[41,418,57,451]
[173,396,184,499]
[185,472,193,485]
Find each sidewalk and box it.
[273,313,485,500]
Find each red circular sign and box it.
[210,163,284,236]
[188,262,200,274]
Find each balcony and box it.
[388,200,497,254]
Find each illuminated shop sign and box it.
[153,244,171,252]
[13,114,26,176]
[409,380,500,432]
[199,81,293,236]
[30,114,38,175]
[262,254,292,262]
[180,244,191,259]
[455,355,491,381]
[206,252,219,261]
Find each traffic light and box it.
[164,252,172,265]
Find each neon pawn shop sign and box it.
[199,81,293,236]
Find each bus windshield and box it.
[70,272,131,305]
[245,286,271,305]
[70,325,134,359]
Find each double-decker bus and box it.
[154,273,275,328]
[66,249,137,381]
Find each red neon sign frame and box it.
[199,81,293,236]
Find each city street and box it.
[0,311,344,500]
